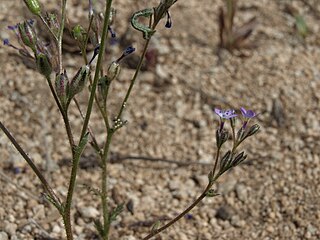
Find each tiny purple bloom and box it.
[123,46,135,56]
[3,38,9,45]
[7,25,17,31]
[116,46,136,62]
[240,107,257,119]
[214,108,237,119]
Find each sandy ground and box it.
[0,0,320,239]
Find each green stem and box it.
[101,130,113,239]
[116,38,151,120]
[58,0,67,73]
[79,0,113,140]
[63,1,113,239]
[45,76,75,152]
[212,147,221,177]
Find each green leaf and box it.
[93,219,104,237]
[109,203,124,222]
[205,189,220,198]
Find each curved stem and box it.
[142,183,212,240]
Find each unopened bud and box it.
[219,150,232,172]
[36,52,52,78]
[236,127,245,142]
[69,65,90,99]
[97,75,111,105]
[246,124,260,137]
[23,0,41,16]
[55,70,69,107]
[232,151,247,166]
[72,25,86,43]
[216,129,228,149]
[18,21,37,52]
[107,62,120,80]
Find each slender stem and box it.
[58,0,67,73]
[63,1,113,239]
[212,147,221,177]
[39,15,58,42]
[101,130,113,239]
[0,121,61,207]
[142,183,212,240]
[116,38,151,120]
[79,0,113,140]
[45,76,75,152]
[73,98,102,156]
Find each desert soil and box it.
[0,0,320,239]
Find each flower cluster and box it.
[212,107,260,175]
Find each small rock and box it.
[52,225,61,234]
[79,206,99,218]
[218,178,237,194]
[4,222,17,236]
[235,184,248,202]
[231,215,245,228]
[0,232,8,240]
[215,206,234,221]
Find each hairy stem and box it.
[79,0,113,140]
[63,1,113,239]
[101,130,113,239]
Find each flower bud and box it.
[216,129,228,149]
[232,151,247,166]
[236,127,245,142]
[23,0,41,16]
[219,150,232,172]
[69,65,90,99]
[107,61,120,80]
[18,21,37,52]
[246,124,260,137]
[55,70,69,107]
[36,52,52,78]
[72,25,86,43]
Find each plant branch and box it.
[142,182,213,240]
[79,0,113,140]
[0,121,61,206]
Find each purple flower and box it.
[214,108,237,119]
[116,46,136,62]
[240,107,257,119]
[3,38,9,45]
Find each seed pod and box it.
[18,21,37,52]
[232,151,247,167]
[107,62,120,80]
[55,70,69,107]
[36,52,52,78]
[69,65,90,99]
[23,0,41,16]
